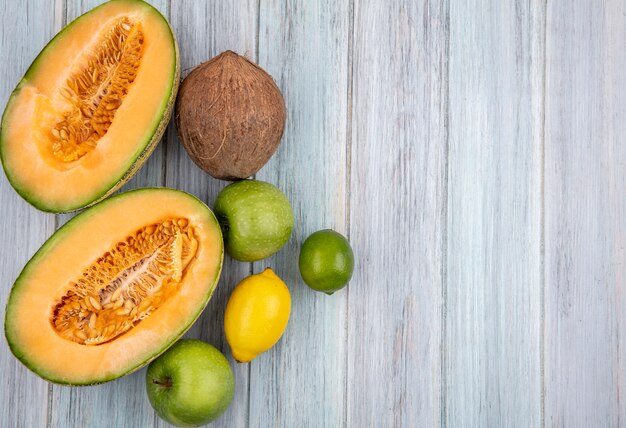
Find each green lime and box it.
[299,229,354,294]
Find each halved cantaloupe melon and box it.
[4,188,223,385]
[0,0,179,212]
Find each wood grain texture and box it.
[165,1,258,427]
[445,1,545,426]
[544,1,626,426]
[2,0,626,426]
[49,1,171,427]
[346,0,446,426]
[250,1,350,427]
[0,2,59,426]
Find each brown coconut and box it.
[175,51,286,180]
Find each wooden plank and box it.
[165,1,258,427]
[445,1,545,426]
[0,1,61,426]
[49,1,169,427]
[544,1,626,426]
[249,1,350,426]
[346,0,446,426]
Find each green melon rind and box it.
[4,188,224,385]
[0,0,180,213]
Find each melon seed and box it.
[110,287,123,302]
[116,307,131,316]
[74,330,88,341]
[46,17,145,163]
[51,219,198,346]
[89,313,97,330]
[88,296,102,311]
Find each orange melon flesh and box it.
[0,0,178,212]
[4,189,223,385]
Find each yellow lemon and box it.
[224,268,291,362]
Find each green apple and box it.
[214,180,294,261]
[146,340,235,427]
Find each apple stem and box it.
[152,377,173,388]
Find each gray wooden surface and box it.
[0,0,624,427]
